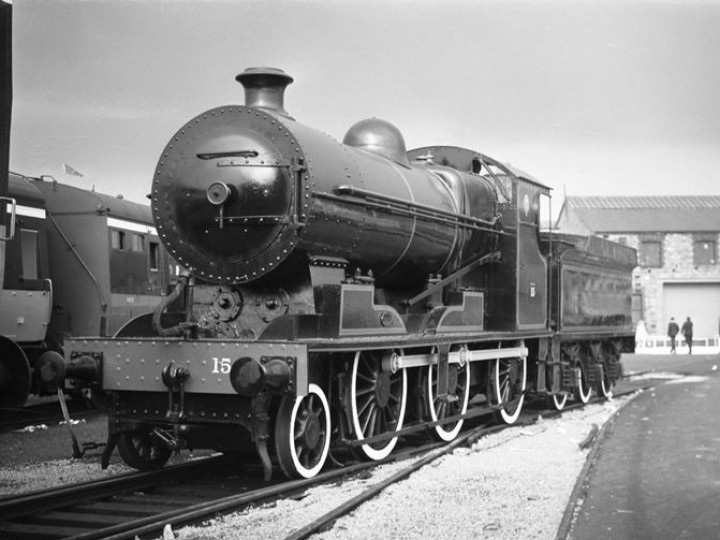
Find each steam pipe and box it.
[152,273,190,337]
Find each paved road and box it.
[567,354,720,540]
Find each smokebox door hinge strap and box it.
[291,157,307,225]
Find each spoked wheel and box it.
[597,342,621,399]
[426,346,471,442]
[117,429,172,471]
[573,360,592,404]
[548,390,568,411]
[274,383,331,479]
[545,363,568,411]
[597,368,612,399]
[587,342,613,400]
[489,354,527,425]
[350,350,407,461]
[596,354,615,400]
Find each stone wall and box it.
[604,232,720,335]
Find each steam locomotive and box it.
[0,174,175,409]
[65,68,636,479]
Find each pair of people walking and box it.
[667,316,693,354]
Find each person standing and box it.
[681,316,693,355]
[667,317,679,354]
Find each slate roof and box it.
[557,196,720,233]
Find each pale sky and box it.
[10,0,720,206]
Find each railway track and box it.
[0,380,654,540]
[0,440,445,540]
[281,384,654,540]
[0,455,264,540]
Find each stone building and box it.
[555,195,720,348]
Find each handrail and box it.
[0,196,16,240]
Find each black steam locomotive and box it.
[66,68,636,479]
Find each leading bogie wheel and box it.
[489,355,527,425]
[350,350,408,461]
[117,429,172,471]
[274,383,331,479]
[426,347,471,442]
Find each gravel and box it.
[0,395,635,539]
[0,458,131,495]
[176,396,633,540]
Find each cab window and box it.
[20,228,38,279]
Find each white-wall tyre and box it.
[274,383,331,479]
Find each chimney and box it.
[235,67,294,118]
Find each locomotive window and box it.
[131,233,145,252]
[493,175,513,204]
[111,230,126,250]
[149,242,160,270]
[478,163,512,204]
[539,193,552,232]
[20,228,38,279]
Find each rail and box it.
[0,380,658,540]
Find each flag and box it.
[63,163,84,177]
